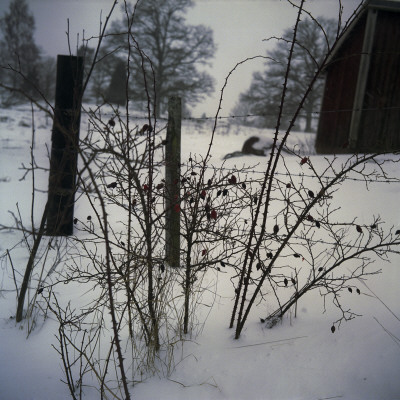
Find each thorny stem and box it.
[79,150,131,399]
[16,201,49,322]
[236,151,394,338]
[232,0,306,337]
[123,0,160,350]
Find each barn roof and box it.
[326,0,400,67]
[369,0,400,11]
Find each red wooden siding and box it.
[316,15,366,153]
[358,10,400,151]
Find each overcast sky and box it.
[0,0,362,117]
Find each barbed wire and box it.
[4,105,399,185]
[180,162,400,184]
[182,105,400,122]
[4,104,400,123]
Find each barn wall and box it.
[316,15,367,153]
[357,10,400,152]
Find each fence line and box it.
[183,105,400,122]
[5,103,400,185]
[180,162,400,185]
[4,104,400,123]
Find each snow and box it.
[1,107,399,400]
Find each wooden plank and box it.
[46,55,83,236]
[316,15,366,153]
[358,9,400,151]
[348,9,377,150]
[165,96,181,268]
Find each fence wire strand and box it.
[4,104,400,123]
[181,162,400,185]
[4,106,400,185]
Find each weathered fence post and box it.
[46,55,83,236]
[165,96,181,267]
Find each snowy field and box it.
[0,107,399,400]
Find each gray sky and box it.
[0,0,362,117]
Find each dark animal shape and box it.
[223,135,291,159]
[224,136,267,159]
[241,136,265,155]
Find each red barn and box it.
[315,0,400,153]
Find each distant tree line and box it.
[0,0,56,106]
[0,0,332,129]
[0,0,216,116]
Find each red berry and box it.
[300,157,308,165]
[228,175,237,184]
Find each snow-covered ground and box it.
[0,107,399,400]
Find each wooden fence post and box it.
[46,55,83,236]
[165,96,181,267]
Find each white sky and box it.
[0,0,362,117]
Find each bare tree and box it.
[93,0,216,116]
[105,59,128,106]
[0,0,41,103]
[0,0,56,105]
[235,16,337,131]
